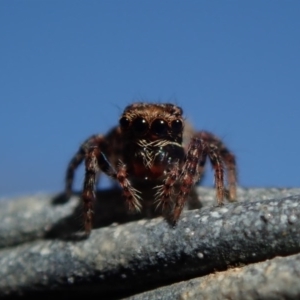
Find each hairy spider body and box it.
[65,102,237,234]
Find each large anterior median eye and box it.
[171,119,183,133]
[151,119,168,135]
[132,117,148,135]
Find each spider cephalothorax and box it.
[119,103,185,181]
[65,102,237,234]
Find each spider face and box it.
[119,103,184,142]
[65,102,237,234]
[119,103,185,181]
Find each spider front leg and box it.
[171,137,209,224]
[82,149,141,234]
[115,161,142,212]
[154,161,180,212]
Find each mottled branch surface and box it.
[0,187,300,299]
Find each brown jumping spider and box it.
[65,102,237,234]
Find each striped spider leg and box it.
[82,146,141,234]
[155,131,237,224]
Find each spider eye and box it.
[171,119,183,133]
[132,117,148,135]
[151,119,168,135]
[119,117,130,129]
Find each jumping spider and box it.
[65,102,237,234]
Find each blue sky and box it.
[1,1,299,197]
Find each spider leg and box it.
[154,161,180,212]
[207,143,225,205]
[196,131,237,201]
[82,149,141,234]
[171,137,207,224]
[115,161,142,212]
[82,146,100,234]
[65,134,102,197]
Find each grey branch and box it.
[0,187,300,299]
